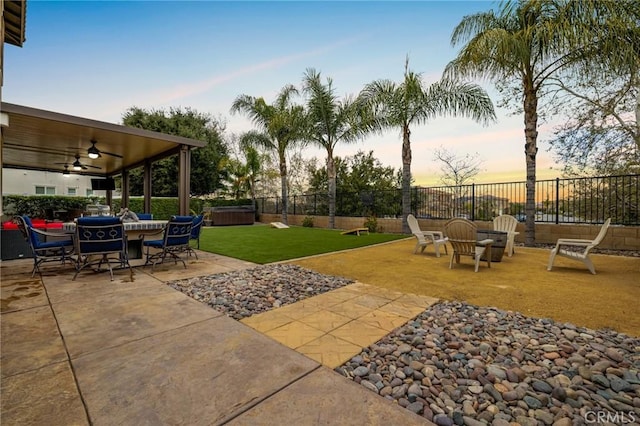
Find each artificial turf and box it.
[197,224,407,264]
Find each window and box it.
[35,186,56,195]
[67,187,77,196]
[86,189,94,196]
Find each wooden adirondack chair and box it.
[444,218,493,272]
[493,215,519,257]
[547,218,611,274]
[407,214,448,258]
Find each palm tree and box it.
[302,68,371,229]
[446,0,638,245]
[238,135,264,212]
[230,86,305,224]
[361,58,495,234]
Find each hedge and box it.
[2,195,252,220]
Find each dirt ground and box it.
[289,238,640,337]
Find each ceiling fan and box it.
[87,139,123,159]
[54,154,102,171]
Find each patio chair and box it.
[444,218,493,272]
[142,215,193,271]
[15,215,75,277]
[187,214,204,259]
[493,214,519,257]
[547,218,611,275]
[73,216,132,281]
[407,214,448,257]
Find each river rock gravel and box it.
[167,264,353,320]
[336,301,640,425]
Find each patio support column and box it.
[178,144,191,216]
[143,160,152,214]
[121,170,130,209]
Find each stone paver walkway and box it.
[241,282,438,368]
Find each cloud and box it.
[154,35,368,104]
[95,35,368,122]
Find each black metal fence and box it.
[257,174,639,225]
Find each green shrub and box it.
[302,216,314,228]
[364,216,378,233]
[2,195,102,218]
[112,197,206,220]
[2,195,206,221]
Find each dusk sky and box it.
[4,1,561,185]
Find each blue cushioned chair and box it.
[143,215,193,271]
[73,216,132,281]
[136,213,153,220]
[16,215,75,277]
[187,214,204,259]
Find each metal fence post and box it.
[555,178,560,224]
[471,183,476,221]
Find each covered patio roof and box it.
[1,102,205,177]
[3,0,26,48]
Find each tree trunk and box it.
[327,153,336,229]
[401,124,412,234]
[250,178,257,219]
[635,73,640,150]
[279,153,288,225]
[523,83,539,246]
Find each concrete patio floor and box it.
[1,251,432,425]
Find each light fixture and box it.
[72,159,83,171]
[62,165,70,177]
[88,140,101,159]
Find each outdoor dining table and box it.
[63,219,168,259]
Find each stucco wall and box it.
[258,214,639,251]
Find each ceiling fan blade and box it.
[89,139,123,159]
[85,164,102,170]
[101,150,123,159]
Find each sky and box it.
[4,0,561,186]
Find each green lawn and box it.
[197,224,407,264]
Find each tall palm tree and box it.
[446,0,638,245]
[361,58,495,234]
[230,85,305,224]
[238,135,264,212]
[302,68,371,229]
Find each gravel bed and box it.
[168,265,639,425]
[167,264,353,320]
[336,301,640,426]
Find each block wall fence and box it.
[258,214,640,251]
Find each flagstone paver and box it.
[326,300,376,319]
[240,311,294,333]
[358,309,412,331]
[295,334,363,368]
[329,319,388,348]
[298,310,352,333]
[250,281,439,369]
[263,321,327,349]
[351,293,394,309]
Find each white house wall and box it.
[2,168,104,197]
